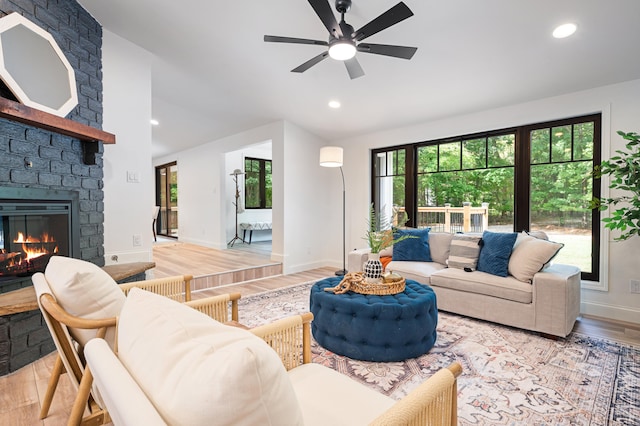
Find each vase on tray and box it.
[363,252,383,282]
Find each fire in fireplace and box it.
[0,187,80,288]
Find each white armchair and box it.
[77,288,463,426]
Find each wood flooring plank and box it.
[0,364,39,414]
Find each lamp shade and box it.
[319,146,343,168]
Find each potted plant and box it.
[362,204,415,280]
[592,130,640,241]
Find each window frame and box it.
[371,113,601,282]
[244,157,272,209]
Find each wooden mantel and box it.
[0,97,115,164]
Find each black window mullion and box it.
[405,147,416,228]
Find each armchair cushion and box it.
[44,255,125,348]
[117,288,303,426]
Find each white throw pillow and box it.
[508,232,564,283]
[117,288,303,426]
[44,256,124,348]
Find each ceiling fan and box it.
[264,0,417,79]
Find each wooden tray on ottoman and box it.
[324,272,405,295]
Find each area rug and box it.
[237,280,640,426]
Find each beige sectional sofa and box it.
[348,231,582,338]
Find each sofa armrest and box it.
[532,264,582,337]
[348,248,371,273]
[83,338,168,426]
[250,312,314,371]
[184,292,241,323]
[370,362,462,426]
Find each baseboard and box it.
[581,301,640,325]
[178,237,226,250]
[283,260,328,275]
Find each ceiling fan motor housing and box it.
[335,0,352,14]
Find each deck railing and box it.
[398,202,489,233]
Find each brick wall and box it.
[0,0,103,374]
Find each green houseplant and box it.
[362,204,416,280]
[592,130,640,241]
[363,204,414,253]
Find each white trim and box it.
[580,300,640,325]
[582,103,612,292]
[0,13,78,117]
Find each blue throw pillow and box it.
[477,231,518,277]
[392,228,432,262]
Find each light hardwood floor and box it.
[1,241,639,425]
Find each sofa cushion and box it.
[288,363,395,426]
[117,288,303,426]
[431,268,533,304]
[386,260,447,284]
[428,232,455,265]
[508,232,564,282]
[44,255,124,348]
[477,231,518,277]
[447,234,482,270]
[392,228,432,262]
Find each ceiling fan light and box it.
[329,41,356,61]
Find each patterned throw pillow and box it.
[447,234,482,270]
[477,231,518,277]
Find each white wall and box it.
[336,78,640,324]
[101,30,154,265]
[153,120,336,273]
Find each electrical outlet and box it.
[630,279,640,294]
[133,234,142,247]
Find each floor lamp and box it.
[228,168,245,247]
[320,146,347,276]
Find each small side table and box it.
[310,277,438,362]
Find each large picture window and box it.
[372,114,601,281]
[244,157,272,209]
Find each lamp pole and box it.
[319,146,347,276]
[338,166,346,276]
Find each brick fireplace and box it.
[0,0,104,375]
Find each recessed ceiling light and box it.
[553,23,577,39]
[328,100,341,109]
[150,119,159,126]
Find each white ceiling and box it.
[76,0,640,158]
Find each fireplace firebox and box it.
[0,187,80,293]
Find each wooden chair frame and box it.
[72,310,462,426]
[33,272,240,425]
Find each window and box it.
[371,114,601,281]
[244,157,272,209]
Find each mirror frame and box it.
[0,13,78,117]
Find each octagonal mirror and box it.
[0,13,78,117]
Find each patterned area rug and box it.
[238,280,640,426]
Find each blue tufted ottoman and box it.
[310,277,438,362]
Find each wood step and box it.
[190,263,283,292]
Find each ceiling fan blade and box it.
[357,43,417,59]
[264,35,328,46]
[292,52,330,73]
[308,0,343,38]
[344,57,365,79]
[353,2,414,42]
